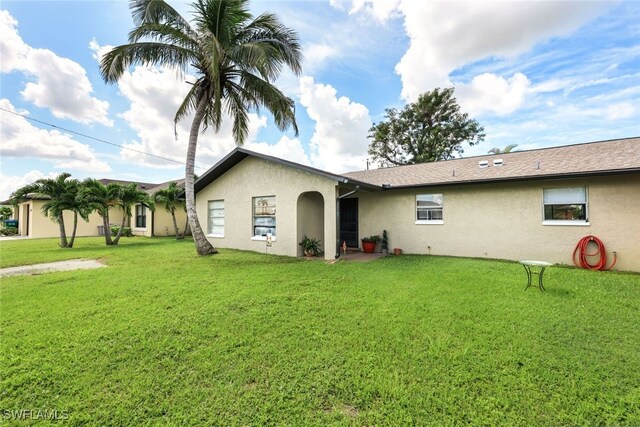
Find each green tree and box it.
[82,179,122,246]
[488,144,518,154]
[100,0,302,255]
[153,181,185,239]
[10,173,90,248]
[114,183,154,245]
[368,88,485,166]
[0,206,13,221]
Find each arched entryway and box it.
[296,192,325,256]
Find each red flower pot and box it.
[362,241,377,253]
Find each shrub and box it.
[299,235,322,256]
[0,227,18,236]
[362,235,381,243]
[110,226,132,237]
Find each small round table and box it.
[520,260,553,291]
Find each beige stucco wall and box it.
[132,207,188,237]
[357,174,640,272]
[16,200,124,238]
[196,157,338,260]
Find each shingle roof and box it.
[145,179,185,194]
[342,137,640,188]
[98,178,159,191]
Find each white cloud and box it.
[606,102,636,121]
[0,10,111,126]
[334,1,609,102]
[304,43,339,72]
[299,76,371,173]
[331,0,401,21]
[0,99,111,173]
[246,136,311,166]
[0,10,26,73]
[456,72,531,116]
[0,170,59,201]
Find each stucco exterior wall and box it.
[196,157,338,260]
[16,200,124,238]
[356,174,640,272]
[132,208,188,237]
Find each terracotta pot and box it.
[362,241,377,253]
[394,248,402,255]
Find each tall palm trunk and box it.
[185,98,216,255]
[170,208,180,239]
[68,211,78,248]
[58,212,68,248]
[112,211,127,245]
[179,213,189,240]
[102,211,114,245]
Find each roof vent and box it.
[478,160,489,168]
[493,159,503,166]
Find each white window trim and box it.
[134,204,147,229]
[252,195,276,239]
[208,199,224,237]
[416,194,444,224]
[415,220,444,225]
[542,220,590,226]
[251,235,277,242]
[542,186,588,224]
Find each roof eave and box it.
[377,167,640,190]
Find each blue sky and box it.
[1,0,639,199]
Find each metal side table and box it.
[520,260,553,291]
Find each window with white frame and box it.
[416,194,444,223]
[208,200,224,236]
[252,196,276,238]
[135,204,146,228]
[543,187,588,222]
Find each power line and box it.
[0,106,208,170]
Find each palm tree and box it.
[0,206,13,221]
[82,179,122,246]
[100,0,302,255]
[10,173,90,248]
[153,181,184,239]
[114,183,154,245]
[488,144,518,154]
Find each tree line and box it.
[10,174,188,248]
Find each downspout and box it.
[335,185,359,259]
[151,208,155,237]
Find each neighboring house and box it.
[131,179,188,238]
[9,179,188,239]
[195,137,640,272]
[10,195,126,239]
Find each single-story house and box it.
[194,137,640,272]
[10,179,188,239]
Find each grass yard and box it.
[1,237,639,425]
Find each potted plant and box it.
[381,230,389,255]
[299,235,322,257]
[361,235,381,254]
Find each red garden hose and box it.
[572,235,617,271]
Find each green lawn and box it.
[1,237,639,425]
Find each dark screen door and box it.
[339,198,358,248]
